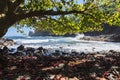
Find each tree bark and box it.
[0,18,8,38]
[0,27,8,38]
[0,14,18,38]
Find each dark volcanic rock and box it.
[17,45,24,51]
[83,24,120,42]
[109,34,120,42]
[85,24,120,36]
[29,30,76,37]
[2,46,9,54]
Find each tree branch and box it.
[8,0,24,13]
[0,0,7,13]
[18,10,93,20]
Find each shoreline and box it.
[80,34,120,42]
[0,45,120,80]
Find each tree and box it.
[0,0,120,37]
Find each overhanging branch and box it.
[18,10,93,19]
[8,0,24,13]
[0,0,8,13]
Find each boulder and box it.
[0,38,14,48]
[110,34,120,42]
[17,45,24,52]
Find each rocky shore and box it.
[0,45,120,80]
[81,24,120,42]
[80,34,120,42]
[0,38,14,48]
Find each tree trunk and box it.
[0,27,8,38]
[0,14,18,38]
[0,19,9,38]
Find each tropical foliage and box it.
[0,0,120,36]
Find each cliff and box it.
[83,24,120,42]
[84,24,120,36]
[29,31,76,37]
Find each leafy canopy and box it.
[13,0,120,35]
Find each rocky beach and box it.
[0,43,120,80]
[79,34,119,42]
[1,0,120,80]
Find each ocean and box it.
[5,35,120,53]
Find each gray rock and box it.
[0,38,14,48]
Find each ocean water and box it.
[5,35,120,53]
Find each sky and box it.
[4,27,34,37]
[4,0,83,37]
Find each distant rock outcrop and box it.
[84,24,120,36]
[29,30,76,37]
[29,31,51,36]
[83,24,120,42]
